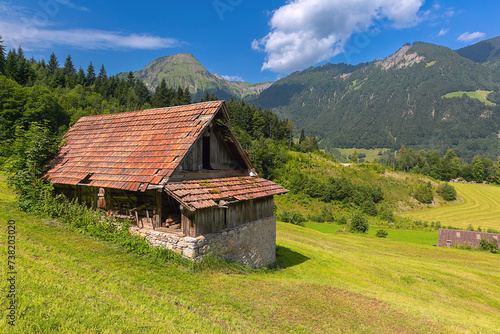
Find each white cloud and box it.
[220,75,244,82]
[253,0,425,73]
[457,31,486,42]
[0,1,179,51]
[437,28,449,36]
[59,0,90,12]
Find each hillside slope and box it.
[1,177,499,333]
[253,42,500,160]
[120,53,272,101]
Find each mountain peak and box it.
[127,53,272,100]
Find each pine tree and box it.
[0,35,6,74]
[85,61,95,86]
[63,55,76,88]
[97,64,107,81]
[126,71,135,87]
[47,53,59,75]
[5,49,17,80]
[76,67,86,86]
[152,79,171,107]
[15,47,31,85]
[63,55,76,76]
[299,128,306,144]
[95,64,108,96]
[181,87,191,105]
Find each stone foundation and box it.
[129,216,276,268]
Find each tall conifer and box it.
[0,35,5,74]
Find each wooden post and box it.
[146,210,151,230]
[156,190,162,228]
[135,211,140,228]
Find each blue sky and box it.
[1,0,499,83]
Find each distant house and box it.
[45,101,288,267]
[438,229,500,248]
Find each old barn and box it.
[45,101,288,267]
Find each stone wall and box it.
[129,216,276,268]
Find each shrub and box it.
[309,205,335,222]
[361,199,377,216]
[278,210,306,227]
[348,214,369,233]
[378,204,394,222]
[479,238,499,254]
[413,181,433,204]
[337,215,348,225]
[437,183,457,201]
[376,229,388,238]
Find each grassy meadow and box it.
[304,222,439,245]
[399,183,500,231]
[442,90,494,106]
[332,148,390,162]
[1,178,500,333]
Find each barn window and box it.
[203,136,211,170]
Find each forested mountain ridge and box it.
[252,41,500,160]
[118,53,272,101]
[456,36,500,65]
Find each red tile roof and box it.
[46,101,225,192]
[164,170,288,210]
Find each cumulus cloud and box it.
[253,0,425,73]
[437,28,449,37]
[0,1,179,51]
[220,75,244,82]
[457,31,486,42]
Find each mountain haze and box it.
[121,53,272,101]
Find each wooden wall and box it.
[181,125,234,171]
[183,196,275,237]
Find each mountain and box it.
[253,41,500,160]
[456,36,500,64]
[120,53,272,101]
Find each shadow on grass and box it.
[274,245,310,269]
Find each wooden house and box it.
[45,101,288,267]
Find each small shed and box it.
[45,101,288,267]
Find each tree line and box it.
[390,145,500,184]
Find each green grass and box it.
[1,178,500,333]
[442,90,494,105]
[304,222,438,245]
[399,183,500,231]
[334,148,390,162]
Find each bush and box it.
[360,199,377,216]
[413,181,433,204]
[437,182,457,201]
[337,215,348,225]
[348,214,369,233]
[479,238,499,254]
[278,210,306,227]
[309,205,335,222]
[378,204,394,222]
[376,229,388,238]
